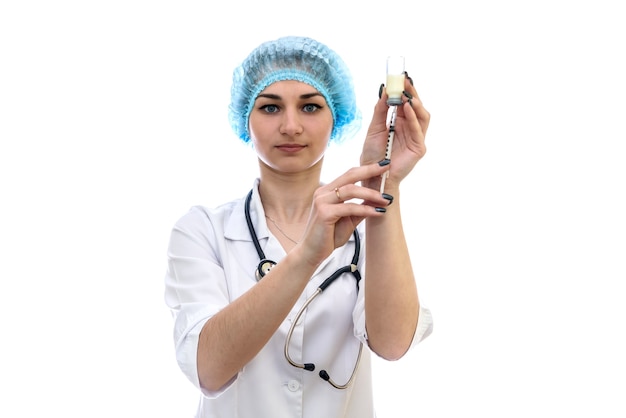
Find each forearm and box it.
[197,246,317,391]
[364,184,419,360]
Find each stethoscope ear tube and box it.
[320,343,363,390]
[284,286,364,389]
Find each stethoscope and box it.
[244,189,364,389]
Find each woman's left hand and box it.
[360,74,430,190]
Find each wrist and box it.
[289,242,324,272]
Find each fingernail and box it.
[382,193,394,205]
[378,158,391,167]
[404,71,414,86]
[403,90,413,106]
[375,207,387,213]
[378,83,384,99]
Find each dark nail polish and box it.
[382,193,394,205]
[378,83,384,99]
[403,90,413,100]
[378,158,391,167]
[404,71,414,86]
[375,207,387,213]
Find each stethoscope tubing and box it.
[244,188,363,389]
[284,286,364,389]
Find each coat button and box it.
[287,380,300,392]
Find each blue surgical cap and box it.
[229,36,361,144]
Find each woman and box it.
[164,35,433,417]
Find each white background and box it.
[1,1,625,417]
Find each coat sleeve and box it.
[164,206,236,397]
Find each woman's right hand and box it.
[296,162,392,268]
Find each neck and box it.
[258,161,322,223]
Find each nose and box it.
[279,108,303,136]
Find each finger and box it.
[402,77,430,134]
[328,183,390,206]
[324,163,390,193]
[397,89,429,138]
[404,71,415,89]
[410,92,430,132]
[400,98,426,136]
[326,200,388,219]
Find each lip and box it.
[276,144,306,153]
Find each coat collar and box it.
[224,178,267,243]
[223,178,358,275]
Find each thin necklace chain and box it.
[265,215,300,244]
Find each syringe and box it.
[379,104,398,194]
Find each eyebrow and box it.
[256,92,325,100]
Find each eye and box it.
[303,103,322,113]
[260,104,279,113]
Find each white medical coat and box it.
[164,180,433,417]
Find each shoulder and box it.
[174,198,243,233]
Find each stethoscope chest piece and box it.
[256,259,277,281]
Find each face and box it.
[248,80,333,174]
